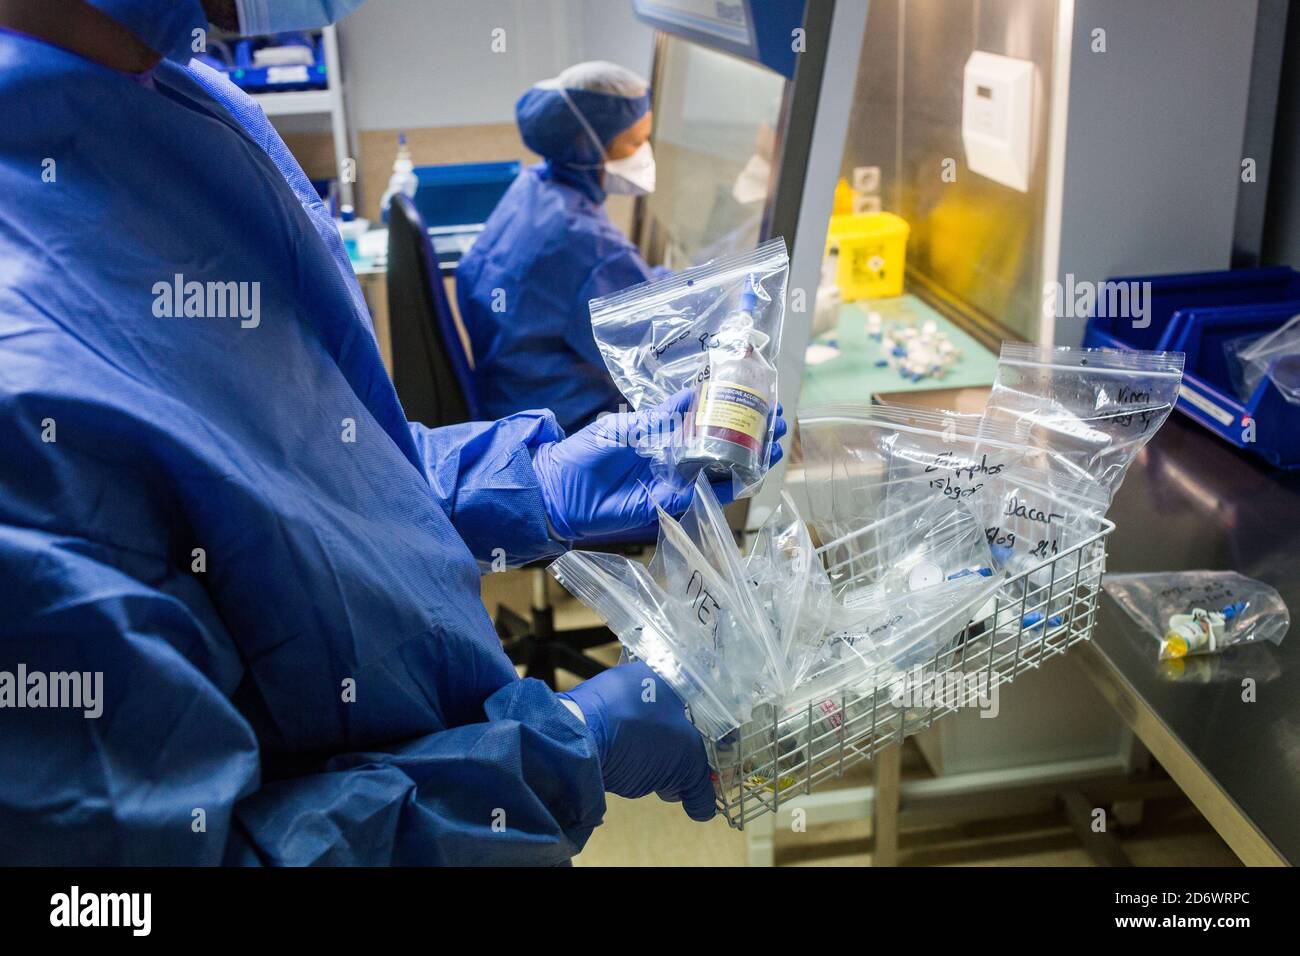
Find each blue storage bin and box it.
[1085,266,1300,351]
[228,34,329,93]
[1084,267,1300,470]
[413,162,521,230]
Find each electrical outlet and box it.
[852,165,881,195]
[852,193,882,215]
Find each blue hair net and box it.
[516,61,651,170]
[87,0,209,62]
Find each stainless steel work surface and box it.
[1087,413,1300,865]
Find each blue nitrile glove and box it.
[533,389,786,541]
[558,661,716,821]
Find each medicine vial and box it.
[677,274,777,487]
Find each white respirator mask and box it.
[603,141,656,197]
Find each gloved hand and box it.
[558,661,716,821]
[533,389,786,541]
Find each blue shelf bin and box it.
[1083,267,1300,470]
[228,34,329,93]
[413,162,521,230]
[1084,266,1300,351]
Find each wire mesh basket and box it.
[705,517,1115,829]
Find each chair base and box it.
[496,603,613,690]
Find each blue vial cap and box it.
[739,274,760,315]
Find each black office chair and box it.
[388,193,479,426]
[386,193,619,688]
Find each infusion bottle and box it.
[677,275,777,488]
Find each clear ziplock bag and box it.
[550,465,998,737]
[797,403,1039,540]
[1224,313,1300,405]
[654,475,787,698]
[547,550,755,741]
[549,476,789,741]
[1103,570,1290,661]
[745,491,832,689]
[982,467,1107,574]
[790,482,1002,705]
[736,490,1001,776]
[981,344,1184,504]
[588,238,789,498]
[983,465,1109,632]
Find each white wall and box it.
[1055,0,1259,344]
[338,0,656,131]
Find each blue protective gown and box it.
[0,25,604,865]
[457,162,661,432]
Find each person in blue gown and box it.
[0,0,783,865]
[456,61,668,433]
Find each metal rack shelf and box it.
[708,518,1114,829]
[252,88,334,116]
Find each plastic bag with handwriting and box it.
[981,344,1184,504]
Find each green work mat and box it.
[799,295,998,406]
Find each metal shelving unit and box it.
[251,25,355,208]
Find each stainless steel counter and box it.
[1080,413,1300,865]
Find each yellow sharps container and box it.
[826,211,910,300]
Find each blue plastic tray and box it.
[413,162,521,231]
[229,35,329,93]
[1083,267,1300,469]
